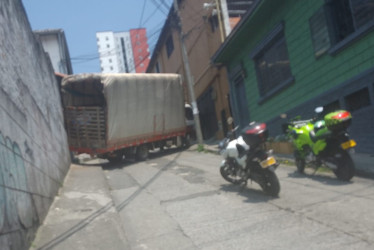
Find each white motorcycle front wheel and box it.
[220,161,242,184]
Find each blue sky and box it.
[22,0,172,73]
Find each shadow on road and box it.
[220,184,279,203]
[79,147,186,170]
[287,170,353,186]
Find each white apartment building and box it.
[96,31,135,73]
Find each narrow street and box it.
[103,149,374,250]
[33,148,374,250]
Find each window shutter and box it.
[351,0,374,29]
[309,6,331,57]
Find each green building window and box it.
[310,0,374,56]
[250,22,294,104]
[345,87,371,112]
[323,100,341,114]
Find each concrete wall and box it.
[0,0,71,249]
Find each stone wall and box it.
[0,0,71,249]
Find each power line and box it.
[139,0,147,27]
[159,0,171,10]
[72,1,170,71]
[143,4,163,26]
[149,0,169,16]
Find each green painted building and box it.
[213,0,374,154]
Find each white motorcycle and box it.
[219,122,280,197]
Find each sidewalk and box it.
[31,164,130,250]
[30,141,221,249]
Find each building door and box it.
[197,87,218,139]
[221,109,229,136]
[234,74,250,128]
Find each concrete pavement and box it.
[30,144,220,250]
[31,142,373,249]
[30,164,130,250]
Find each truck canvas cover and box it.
[61,73,186,152]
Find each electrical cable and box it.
[72,0,171,71]
[139,0,147,27]
[149,0,169,16]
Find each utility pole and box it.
[214,0,225,42]
[172,0,204,148]
[203,0,225,42]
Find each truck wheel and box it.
[136,145,149,161]
[184,134,191,148]
[107,154,123,163]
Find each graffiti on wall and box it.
[0,131,36,234]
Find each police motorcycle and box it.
[219,120,280,197]
[282,107,356,181]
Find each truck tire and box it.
[184,134,191,149]
[107,154,123,164]
[136,145,149,161]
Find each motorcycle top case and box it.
[324,110,352,131]
[241,122,268,147]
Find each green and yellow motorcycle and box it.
[282,107,356,181]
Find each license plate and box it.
[260,156,276,168]
[341,140,356,150]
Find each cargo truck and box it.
[61,73,193,162]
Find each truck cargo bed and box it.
[61,73,188,155]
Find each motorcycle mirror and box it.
[315,107,324,113]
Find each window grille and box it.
[310,0,374,56]
[345,87,371,112]
[251,22,293,101]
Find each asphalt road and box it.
[101,148,374,250]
